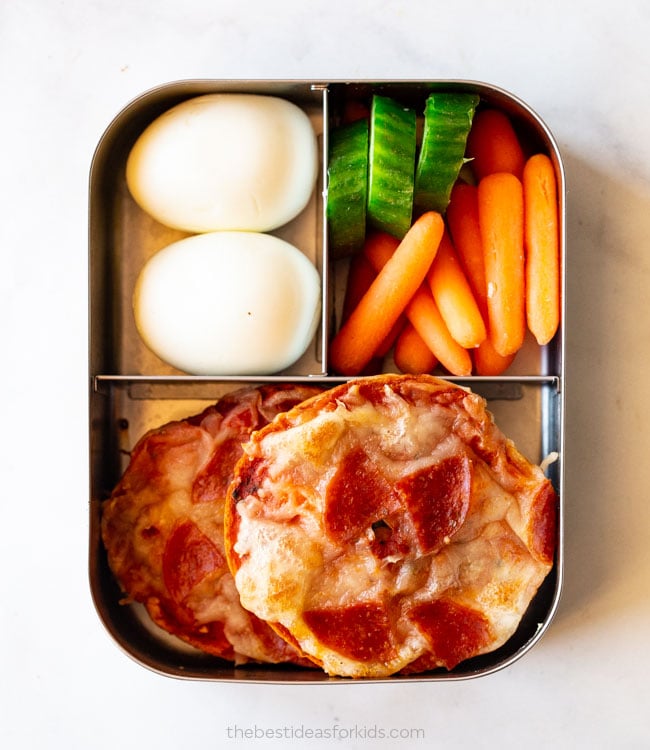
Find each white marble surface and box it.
[2,0,650,747]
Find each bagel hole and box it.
[371,519,392,544]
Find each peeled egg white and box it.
[133,231,321,375]
[126,93,318,233]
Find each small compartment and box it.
[89,80,329,379]
[89,79,565,682]
[324,80,564,380]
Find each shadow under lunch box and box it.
[88,79,565,682]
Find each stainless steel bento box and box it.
[88,79,565,682]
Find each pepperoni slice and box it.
[324,448,401,543]
[214,395,258,430]
[408,598,492,669]
[302,603,395,663]
[529,482,557,565]
[163,521,224,603]
[397,454,471,554]
[137,424,206,491]
[248,617,312,665]
[149,598,235,660]
[192,437,242,503]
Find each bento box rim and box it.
[88,77,565,683]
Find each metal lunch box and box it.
[88,79,565,682]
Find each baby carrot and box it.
[342,252,377,321]
[339,253,384,373]
[329,212,444,375]
[447,182,516,374]
[343,99,370,124]
[478,172,526,358]
[467,109,525,181]
[446,182,489,316]
[357,232,407,358]
[523,153,561,345]
[362,231,401,270]
[341,253,377,320]
[363,229,470,376]
[376,316,406,358]
[473,335,515,376]
[405,288,473,376]
[427,230,486,349]
[352,239,406,358]
[394,322,438,374]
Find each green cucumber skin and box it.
[367,95,417,239]
[414,93,480,214]
[327,119,369,257]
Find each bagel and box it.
[101,384,321,665]
[224,374,557,677]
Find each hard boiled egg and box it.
[126,94,318,233]
[133,231,321,375]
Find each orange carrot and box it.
[362,231,401,271]
[342,252,377,321]
[478,172,526,358]
[375,316,406,358]
[473,336,515,375]
[363,230,470,376]
[339,253,385,373]
[358,231,408,357]
[523,153,560,345]
[467,109,525,181]
[446,182,489,316]
[394,322,438,374]
[447,182,516,373]
[405,288,473,376]
[343,99,370,124]
[329,212,444,375]
[427,230,486,349]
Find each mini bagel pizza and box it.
[101,384,321,665]
[224,374,557,678]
